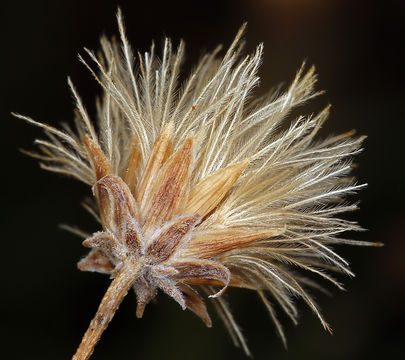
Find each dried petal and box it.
[83,135,112,180]
[146,215,200,262]
[153,277,186,309]
[185,159,250,217]
[179,285,212,327]
[133,276,156,318]
[142,135,193,232]
[95,175,141,249]
[82,231,115,253]
[136,121,174,207]
[172,259,231,297]
[78,249,114,274]
[181,228,283,258]
[123,220,143,253]
[124,138,142,195]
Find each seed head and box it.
[16,9,381,360]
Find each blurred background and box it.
[2,0,404,359]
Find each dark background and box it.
[2,0,404,359]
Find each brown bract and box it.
[74,128,258,360]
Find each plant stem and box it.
[72,263,141,360]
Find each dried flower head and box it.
[16,9,381,360]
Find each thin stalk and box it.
[72,262,141,360]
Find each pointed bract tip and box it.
[136,303,146,318]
